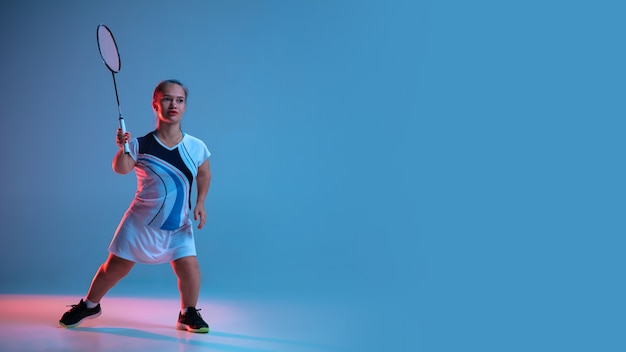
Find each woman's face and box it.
[153,83,187,124]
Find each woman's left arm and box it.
[194,159,212,230]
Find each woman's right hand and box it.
[113,128,136,174]
[116,128,131,149]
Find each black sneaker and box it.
[59,299,102,328]
[177,307,209,333]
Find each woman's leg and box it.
[86,254,135,303]
[171,256,201,308]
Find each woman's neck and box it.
[155,124,183,147]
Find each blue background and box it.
[0,0,624,351]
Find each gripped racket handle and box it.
[119,116,130,154]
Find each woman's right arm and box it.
[112,130,136,174]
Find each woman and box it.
[59,79,212,333]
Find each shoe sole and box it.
[59,311,102,328]
[176,322,209,333]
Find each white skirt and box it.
[108,210,196,264]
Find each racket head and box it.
[96,24,121,73]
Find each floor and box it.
[0,294,365,352]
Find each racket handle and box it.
[119,116,130,154]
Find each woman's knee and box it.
[172,256,200,278]
[102,255,134,278]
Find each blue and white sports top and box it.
[127,131,210,231]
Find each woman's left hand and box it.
[194,203,206,230]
